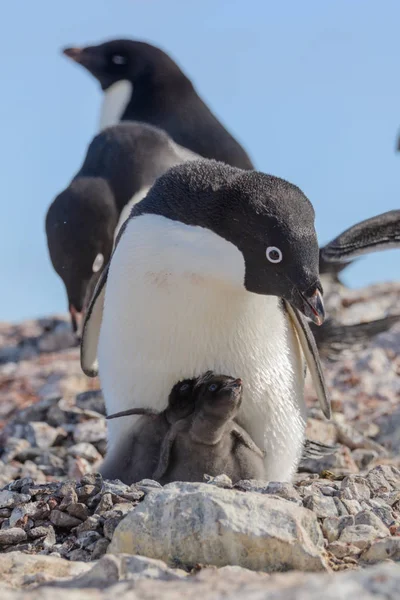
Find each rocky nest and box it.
[0,280,399,598]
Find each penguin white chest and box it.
[99,80,133,130]
[98,215,306,481]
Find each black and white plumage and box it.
[81,159,329,482]
[63,39,253,169]
[45,122,199,330]
[320,209,400,271]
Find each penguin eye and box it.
[208,383,218,392]
[179,383,190,393]
[111,54,127,66]
[266,246,283,263]
[92,253,104,273]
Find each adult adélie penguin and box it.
[81,160,330,482]
[62,39,253,169]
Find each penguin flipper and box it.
[320,209,400,272]
[231,424,265,458]
[152,420,185,481]
[80,265,109,377]
[284,301,331,420]
[106,407,160,420]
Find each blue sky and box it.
[1,0,399,322]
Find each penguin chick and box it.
[153,372,266,485]
[62,39,253,169]
[101,377,197,483]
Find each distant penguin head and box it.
[194,372,243,419]
[46,177,118,332]
[134,160,325,325]
[62,39,186,91]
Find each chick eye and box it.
[92,253,104,273]
[179,383,190,393]
[111,54,127,65]
[208,383,218,392]
[266,246,283,263]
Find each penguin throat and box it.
[99,80,133,130]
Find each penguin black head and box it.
[132,160,325,325]
[63,39,185,92]
[46,178,118,331]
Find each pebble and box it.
[0,490,31,509]
[49,510,82,529]
[0,527,27,546]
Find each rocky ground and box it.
[0,280,399,598]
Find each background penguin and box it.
[81,159,329,483]
[319,209,400,272]
[315,209,400,354]
[153,372,266,485]
[62,39,253,170]
[45,122,199,331]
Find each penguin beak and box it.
[63,47,84,63]
[63,47,104,72]
[69,304,83,337]
[299,288,325,326]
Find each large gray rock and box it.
[108,481,327,572]
[1,558,400,599]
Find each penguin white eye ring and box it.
[92,253,104,273]
[266,246,283,263]
[111,54,127,65]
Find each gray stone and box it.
[262,482,302,504]
[73,420,107,444]
[354,510,390,536]
[0,490,31,509]
[67,443,102,462]
[103,516,123,541]
[340,475,371,501]
[109,481,327,572]
[90,538,110,560]
[25,422,65,449]
[74,514,103,534]
[340,498,363,515]
[94,493,113,515]
[50,510,82,529]
[0,527,27,546]
[328,541,362,559]
[303,493,339,518]
[75,390,106,415]
[362,537,400,563]
[67,503,90,521]
[322,515,354,543]
[205,474,233,488]
[339,524,380,550]
[366,465,400,494]
[352,449,379,470]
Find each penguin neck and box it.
[190,412,230,445]
[99,80,133,130]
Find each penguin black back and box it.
[63,39,253,169]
